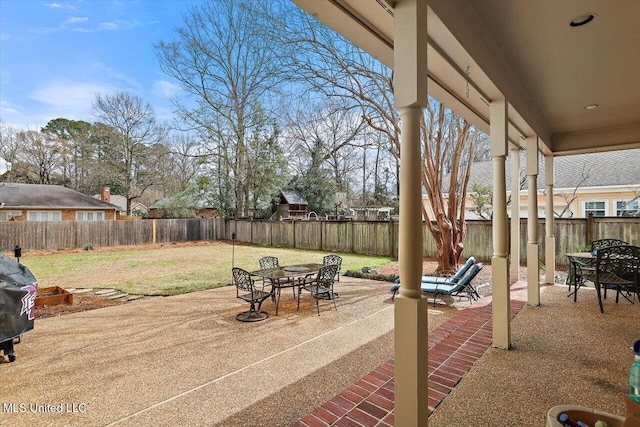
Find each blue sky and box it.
[0,0,204,130]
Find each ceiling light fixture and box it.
[585,104,599,110]
[570,13,596,27]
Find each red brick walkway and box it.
[294,297,527,427]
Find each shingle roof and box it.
[280,189,308,205]
[465,149,640,190]
[0,183,119,210]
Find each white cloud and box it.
[65,17,89,24]
[99,22,119,31]
[153,80,182,98]
[44,2,77,12]
[70,19,142,33]
[0,100,20,115]
[92,62,141,90]
[29,80,116,118]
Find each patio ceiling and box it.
[292,0,640,156]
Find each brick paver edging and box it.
[294,299,527,427]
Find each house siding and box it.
[1,208,116,221]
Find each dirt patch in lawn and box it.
[35,294,126,319]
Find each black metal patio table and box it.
[250,263,323,315]
[565,252,594,302]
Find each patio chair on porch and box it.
[579,245,640,313]
[589,239,633,299]
[420,257,475,284]
[591,238,629,252]
[232,267,271,322]
[389,257,475,296]
[391,262,484,306]
[297,264,339,316]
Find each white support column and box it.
[490,98,511,350]
[393,1,429,425]
[545,155,556,284]
[510,147,520,282]
[526,137,540,305]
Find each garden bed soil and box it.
[35,294,125,319]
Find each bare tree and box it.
[284,99,367,195]
[551,164,594,218]
[0,121,18,181]
[156,0,286,218]
[93,91,165,215]
[278,7,478,273]
[15,130,61,184]
[162,133,205,195]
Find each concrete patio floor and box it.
[2,275,638,426]
[0,276,458,426]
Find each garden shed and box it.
[275,190,308,220]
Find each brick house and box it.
[0,183,119,221]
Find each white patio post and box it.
[491,97,511,349]
[393,0,429,425]
[510,147,520,281]
[544,155,556,284]
[526,137,540,305]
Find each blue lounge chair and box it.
[420,257,475,284]
[391,262,484,305]
[391,257,475,286]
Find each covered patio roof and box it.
[293,0,640,156]
[290,1,640,425]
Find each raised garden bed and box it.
[35,286,73,307]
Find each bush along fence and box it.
[0,216,638,267]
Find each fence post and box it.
[388,217,394,257]
[152,220,156,244]
[586,213,594,244]
[351,220,355,253]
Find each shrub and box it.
[344,270,398,283]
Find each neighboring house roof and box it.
[280,189,308,205]
[0,183,119,210]
[462,149,640,191]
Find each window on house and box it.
[616,200,640,217]
[27,211,62,221]
[0,211,21,221]
[76,211,104,221]
[583,201,606,217]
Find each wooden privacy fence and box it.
[1,216,638,267]
[226,217,640,266]
[0,218,225,252]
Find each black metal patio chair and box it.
[297,264,339,316]
[323,254,342,281]
[580,245,640,313]
[232,267,271,322]
[258,256,297,314]
[591,238,629,252]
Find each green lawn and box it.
[21,242,395,296]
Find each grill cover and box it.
[0,255,38,342]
